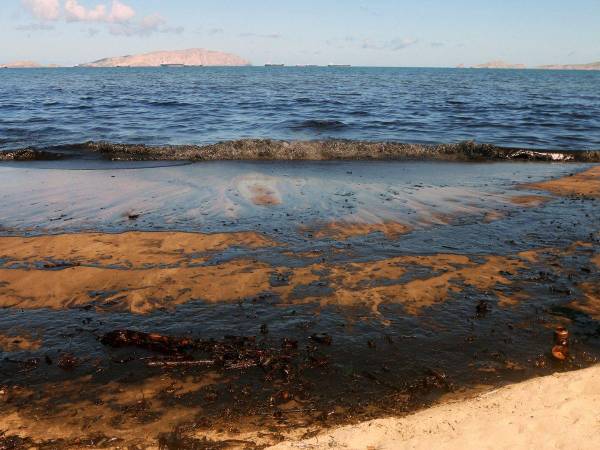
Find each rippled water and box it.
[1,67,599,150]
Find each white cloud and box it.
[387,38,419,51]
[21,0,60,21]
[110,14,184,36]
[16,22,55,31]
[64,0,134,23]
[86,27,101,36]
[108,0,135,22]
[19,0,181,37]
[328,36,419,52]
[139,13,165,30]
[239,32,282,39]
[65,0,106,22]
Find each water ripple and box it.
[0,67,599,150]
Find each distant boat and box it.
[161,64,187,68]
[328,64,351,68]
[265,64,285,67]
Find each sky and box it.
[1,0,599,67]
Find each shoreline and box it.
[269,365,600,449]
[2,139,600,162]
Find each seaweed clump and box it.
[74,139,600,162]
[3,140,600,162]
[0,148,64,161]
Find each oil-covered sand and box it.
[0,161,599,448]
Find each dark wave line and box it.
[2,139,600,162]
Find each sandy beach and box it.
[270,365,600,450]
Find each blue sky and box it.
[2,0,599,66]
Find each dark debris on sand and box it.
[158,428,255,450]
[0,432,123,450]
[100,329,326,377]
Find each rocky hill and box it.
[80,48,250,67]
[537,62,600,70]
[472,60,526,69]
[0,61,59,68]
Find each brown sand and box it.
[0,259,274,314]
[0,333,41,352]
[0,230,541,315]
[270,365,600,450]
[0,231,595,315]
[509,195,551,207]
[567,282,600,320]
[0,373,224,446]
[305,221,411,240]
[525,166,600,198]
[290,254,528,315]
[0,231,277,269]
[482,210,506,223]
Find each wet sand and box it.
[304,221,411,240]
[0,162,599,448]
[0,235,561,314]
[525,166,600,198]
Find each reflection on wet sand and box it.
[236,175,283,206]
[0,162,588,235]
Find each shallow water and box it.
[1,67,600,150]
[0,160,589,235]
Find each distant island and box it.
[538,62,600,70]
[472,60,526,69]
[469,60,600,70]
[3,53,599,70]
[0,60,60,69]
[79,48,250,68]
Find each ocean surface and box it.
[1,66,600,151]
